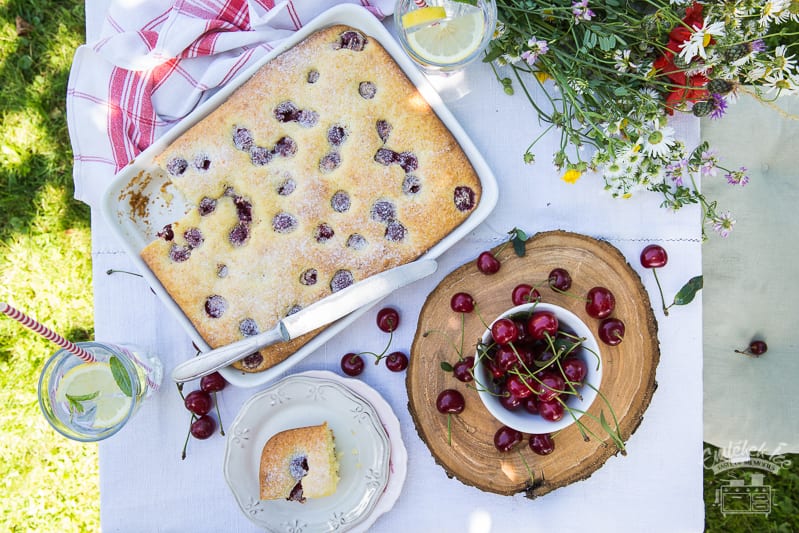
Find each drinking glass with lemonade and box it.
[395,0,497,73]
[38,342,163,442]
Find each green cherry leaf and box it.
[440,361,454,372]
[509,227,528,257]
[109,356,133,397]
[673,275,703,306]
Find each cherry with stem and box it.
[735,339,768,358]
[640,244,670,315]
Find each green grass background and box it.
[0,1,796,531]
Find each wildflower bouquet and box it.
[486,0,798,238]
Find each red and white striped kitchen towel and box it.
[66,0,394,207]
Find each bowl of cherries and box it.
[473,302,602,435]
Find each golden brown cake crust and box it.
[140,25,482,372]
[259,422,339,502]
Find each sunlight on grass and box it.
[0,1,97,531]
[1,189,97,532]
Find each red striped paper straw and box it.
[0,301,96,363]
[414,0,428,6]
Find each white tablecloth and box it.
[82,4,705,532]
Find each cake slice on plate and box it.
[259,422,339,502]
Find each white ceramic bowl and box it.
[474,302,602,434]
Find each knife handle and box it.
[171,327,283,383]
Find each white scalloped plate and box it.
[223,373,395,531]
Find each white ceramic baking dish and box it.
[100,4,498,387]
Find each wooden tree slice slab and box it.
[407,230,660,497]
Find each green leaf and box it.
[66,391,100,402]
[440,361,454,372]
[482,45,505,63]
[109,356,133,397]
[509,227,528,257]
[673,275,703,306]
[66,391,99,415]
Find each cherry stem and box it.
[361,328,394,364]
[517,449,536,486]
[447,413,452,446]
[651,268,669,316]
[181,414,197,460]
[106,268,143,277]
[213,391,225,436]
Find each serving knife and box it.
[171,259,438,383]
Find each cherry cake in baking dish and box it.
[140,25,482,373]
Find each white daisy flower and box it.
[613,49,639,73]
[602,159,628,179]
[773,45,798,73]
[760,0,791,25]
[678,21,726,63]
[763,71,794,96]
[744,63,769,83]
[616,143,644,170]
[641,126,676,159]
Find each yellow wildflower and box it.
[562,169,582,183]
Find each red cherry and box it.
[534,371,565,402]
[493,425,523,452]
[476,251,501,274]
[640,244,668,269]
[499,387,523,411]
[586,286,615,319]
[184,390,213,416]
[506,374,535,399]
[494,345,520,372]
[529,433,555,455]
[523,396,539,414]
[513,320,531,344]
[561,356,588,383]
[548,268,572,291]
[598,317,625,346]
[436,389,465,414]
[527,311,559,340]
[491,318,518,345]
[340,353,365,376]
[453,357,474,382]
[450,292,475,313]
[736,340,768,357]
[200,371,227,393]
[385,351,409,372]
[514,344,534,368]
[376,307,400,332]
[748,340,768,356]
[190,415,216,439]
[485,356,506,379]
[537,399,565,422]
[511,283,540,305]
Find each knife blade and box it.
[171,259,438,383]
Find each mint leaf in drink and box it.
[109,356,133,397]
[66,391,100,415]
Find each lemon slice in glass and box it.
[57,362,133,428]
[401,6,447,29]
[406,10,485,65]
